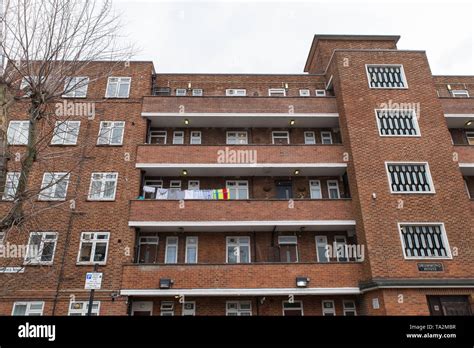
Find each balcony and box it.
[440,97,474,115]
[128,199,355,231]
[121,262,362,295]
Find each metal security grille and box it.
[387,163,432,193]
[400,225,449,258]
[367,65,406,88]
[377,109,418,136]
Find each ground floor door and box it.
[428,296,471,316]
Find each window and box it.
[2,172,20,201]
[63,77,89,98]
[97,121,125,145]
[321,131,333,144]
[278,236,298,263]
[226,237,250,263]
[68,301,100,316]
[283,301,303,316]
[272,131,290,145]
[327,180,340,199]
[316,236,329,263]
[322,300,336,316]
[334,235,348,262]
[376,109,420,136]
[160,302,174,316]
[343,300,357,316]
[182,302,196,316]
[299,89,310,97]
[366,65,407,89]
[39,172,70,201]
[190,131,202,144]
[304,131,316,145]
[0,231,4,244]
[398,224,452,259]
[137,236,159,264]
[188,180,200,190]
[452,90,470,98]
[105,77,131,98]
[51,121,80,145]
[149,130,167,144]
[226,89,246,96]
[165,237,178,264]
[192,89,203,96]
[226,180,249,200]
[309,180,322,199]
[315,89,326,97]
[226,301,252,316]
[268,88,286,97]
[226,131,248,145]
[143,179,163,199]
[176,88,187,96]
[12,302,44,316]
[88,173,118,200]
[169,180,182,193]
[25,232,58,265]
[386,163,434,193]
[466,132,474,145]
[173,131,185,144]
[7,121,29,145]
[185,237,198,264]
[19,76,44,96]
[77,232,110,264]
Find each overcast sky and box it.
[114,0,474,75]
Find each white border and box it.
[385,161,435,194]
[365,64,408,90]
[282,300,304,316]
[129,220,357,228]
[375,109,421,137]
[105,77,131,98]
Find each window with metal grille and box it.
[376,109,420,136]
[399,224,451,259]
[366,65,407,88]
[386,163,434,193]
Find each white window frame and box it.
[226,89,246,97]
[63,77,89,98]
[169,180,182,192]
[192,89,203,96]
[68,301,100,316]
[77,232,110,265]
[182,301,196,316]
[226,301,252,316]
[97,121,125,146]
[0,231,5,244]
[451,90,470,98]
[322,300,336,316]
[278,236,299,263]
[327,180,341,199]
[466,132,474,146]
[38,172,70,201]
[185,236,198,264]
[176,88,187,96]
[173,131,185,145]
[304,131,316,145]
[226,131,248,145]
[464,179,471,199]
[299,89,310,97]
[226,180,249,200]
[272,131,290,145]
[309,180,322,199]
[137,236,159,263]
[7,120,29,145]
[321,131,333,144]
[365,64,408,89]
[88,172,118,201]
[165,236,178,264]
[334,235,348,262]
[160,302,174,316]
[343,300,357,316]
[51,121,81,145]
[2,172,20,201]
[190,131,202,145]
[24,232,58,265]
[105,77,131,98]
[316,236,329,263]
[375,109,421,137]
[315,89,326,97]
[132,301,153,316]
[282,301,304,316]
[226,236,251,263]
[188,180,200,190]
[12,302,44,316]
[268,88,286,97]
[397,223,452,260]
[149,130,167,144]
[385,162,435,194]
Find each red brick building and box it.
[1,35,473,316]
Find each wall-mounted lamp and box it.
[289,120,296,126]
[447,84,452,91]
[159,278,174,289]
[184,119,190,125]
[182,170,188,176]
[465,120,473,127]
[187,82,192,90]
[284,83,289,90]
[296,277,310,288]
[294,170,300,176]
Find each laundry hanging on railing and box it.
[144,187,231,200]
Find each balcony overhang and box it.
[445,113,474,128]
[459,163,474,175]
[121,287,361,297]
[129,220,356,232]
[137,163,347,177]
[142,112,340,128]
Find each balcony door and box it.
[137,236,159,264]
[276,181,293,199]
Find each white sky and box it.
[114,0,474,75]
